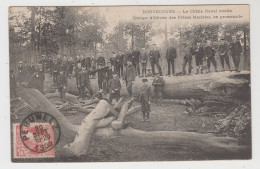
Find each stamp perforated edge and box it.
[12,123,55,159]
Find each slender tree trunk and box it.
[30,7,36,63]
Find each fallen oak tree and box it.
[67,71,250,99]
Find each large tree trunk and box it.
[67,71,250,99]
[18,88,78,140]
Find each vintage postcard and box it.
[9,5,251,162]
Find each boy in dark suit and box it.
[108,72,121,104]
[139,78,151,122]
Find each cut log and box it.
[66,71,250,99]
[64,100,111,156]
[95,127,248,154]
[18,88,79,139]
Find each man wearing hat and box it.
[204,39,217,73]
[166,41,177,76]
[56,69,68,102]
[229,35,242,72]
[219,38,230,71]
[123,59,136,97]
[139,78,151,122]
[182,42,193,75]
[149,44,163,76]
[194,40,205,74]
[108,72,121,104]
[10,70,17,98]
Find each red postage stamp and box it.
[13,123,55,158]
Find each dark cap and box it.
[196,40,202,43]
[142,78,148,82]
[220,38,225,41]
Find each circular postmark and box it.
[19,112,61,153]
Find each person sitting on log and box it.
[28,69,44,94]
[108,72,121,104]
[57,69,68,102]
[139,78,151,122]
[152,73,165,106]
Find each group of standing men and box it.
[109,35,243,79]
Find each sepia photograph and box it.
[8,5,251,162]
